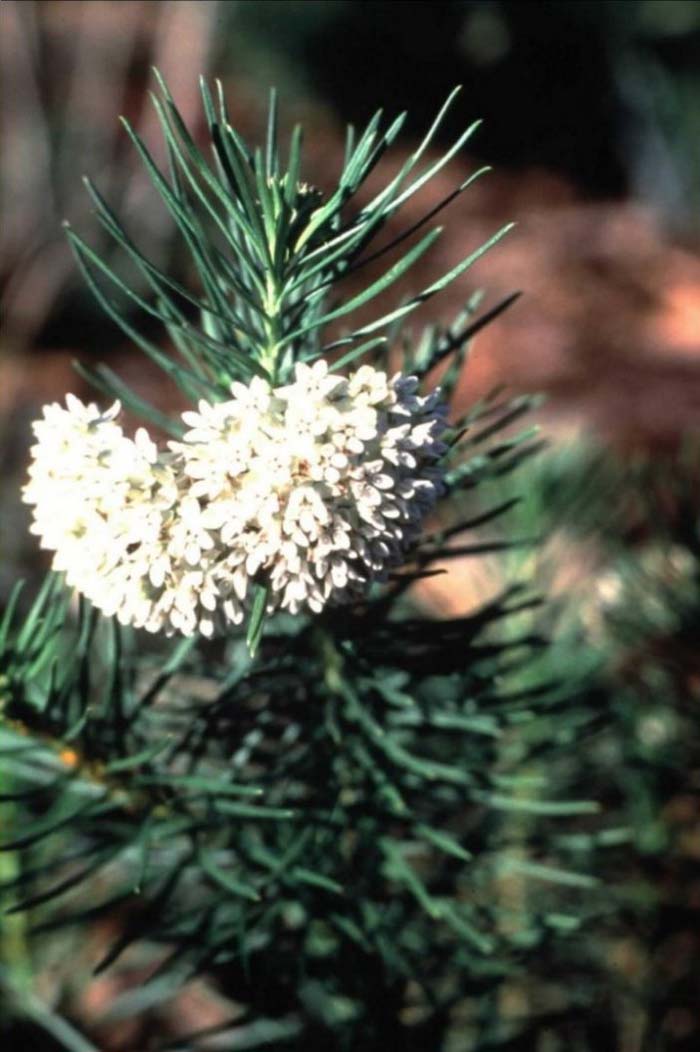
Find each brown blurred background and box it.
[2,2,699,420]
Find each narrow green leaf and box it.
[498,857,598,889]
[134,775,263,798]
[380,839,441,918]
[0,798,111,852]
[416,824,473,862]
[417,290,522,377]
[440,902,495,953]
[198,74,217,128]
[246,583,269,657]
[476,793,601,816]
[66,232,212,401]
[198,850,260,901]
[0,580,24,652]
[376,117,483,218]
[289,226,442,340]
[293,109,384,252]
[346,167,491,282]
[326,336,387,372]
[329,912,372,951]
[213,800,296,820]
[151,94,266,263]
[15,574,61,653]
[5,847,121,915]
[421,223,515,299]
[291,867,343,894]
[363,87,464,215]
[422,499,521,546]
[104,741,173,773]
[266,87,278,179]
[285,124,304,204]
[340,683,472,786]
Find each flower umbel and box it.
[23,362,447,636]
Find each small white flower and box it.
[24,361,447,636]
[172,359,446,623]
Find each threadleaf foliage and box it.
[1,75,600,1051]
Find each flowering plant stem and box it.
[0,73,600,1052]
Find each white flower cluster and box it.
[23,361,447,637]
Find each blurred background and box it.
[1,1,699,1049]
